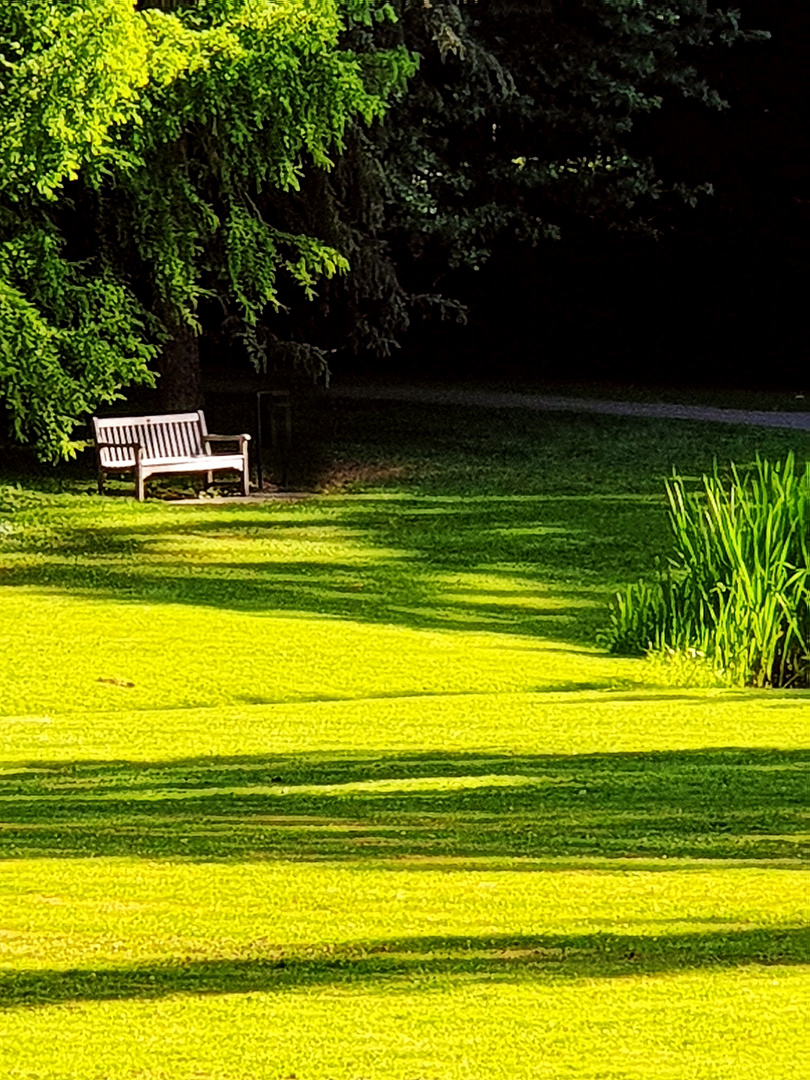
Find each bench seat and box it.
[92,410,251,500]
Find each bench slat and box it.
[152,423,168,460]
[114,425,131,465]
[178,422,191,457]
[157,422,170,459]
[141,423,155,459]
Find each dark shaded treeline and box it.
[191,1,809,396]
[381,1,810,388]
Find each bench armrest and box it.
[205,433,251,455]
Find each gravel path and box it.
[330,383,810,431]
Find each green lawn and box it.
[0,398,808,1079]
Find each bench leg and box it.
[206,471,214,486]
[136,470,145,502]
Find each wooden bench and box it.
[92,411,251,501]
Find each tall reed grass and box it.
[604,453,810,687]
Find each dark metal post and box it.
[255,390,292,489]
[256,392,264,490]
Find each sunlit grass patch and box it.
[3,964,806,1080]
[2,688,809,766]
[2,858,807,972]
[0,587,643,717]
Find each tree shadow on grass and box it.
[2,747,807,864]
[2,927,808,1011]
[0,488,671,648]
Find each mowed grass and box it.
[0,399,808,1079]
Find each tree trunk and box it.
[157,318,204,413]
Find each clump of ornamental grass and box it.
[604,453,810,688]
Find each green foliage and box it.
[0,216,157,460]
[605,454,810,688]
[0,0,238,200]
[0,0,415,458]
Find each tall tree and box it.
[0,0,413,459]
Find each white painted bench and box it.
[92,411,251,501]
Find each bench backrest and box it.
[93,411,208,468]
